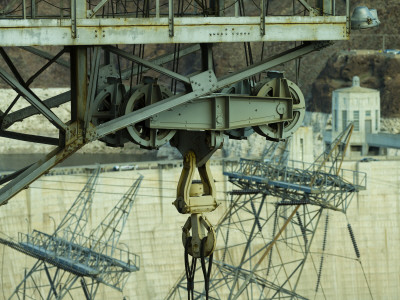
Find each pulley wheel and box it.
[182,215,216,258]
[253,79,305,140]
[91,83,129,147]
[121,83,176,149]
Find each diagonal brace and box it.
[104,45,191,85]
[87,0,110,18]
[297,0,319,15]
[19,46,70,68]
[0,66,68,132]
[121,44,200,80]
[1,91,71,129]
[0,130,85,206]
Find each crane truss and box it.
[0,0,350,207]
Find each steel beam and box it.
[0,66,68,132]
[120,44,200,79]
[70,47,87,123]
[0,143,82,206]
[1,91,71,129]
[87,0,110,18]
[104,46,191,84]
[0,16,348,46]
[149,94,292,130]
[95,41,328,139]
[19,46,70,68]
[0,130,59,145]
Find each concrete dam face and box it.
[0,159,399,299]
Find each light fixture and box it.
[351,6,380,30]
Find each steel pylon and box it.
[1,168,142,299]
[166,124,367,299]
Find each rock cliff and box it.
[309,51,400,118]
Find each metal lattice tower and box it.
[166,124,367,299]
[1,168,142,299]
[0,1,377,298]
[261,138,292,165]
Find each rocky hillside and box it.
[309,51,400,118]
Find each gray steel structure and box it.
[0,168,142,299]
[0,0,351,207]
[366,133,400,150]
[166,124,367,299]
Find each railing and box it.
[59,229,140,270]
[0,0,344,21]
[227,158,367,192]
[18,229,140,273]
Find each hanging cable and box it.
[221,195,233,262]
[183,231,214,299]
[347,223,360,259]
[315,212,329,292]
[296,211,308,247]
[266,205,278,276]
[346,216,374,299]
[170,0,185,93]
[200,237,213,300]
[184,238,196,300]
[237,0,257,88]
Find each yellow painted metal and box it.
[173,151,218,215]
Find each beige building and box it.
[324,76,382,156]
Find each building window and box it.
[366,110,371,117]
[351,145,362,152]
[342,111,347,130]
[353,110,359,131]
[375,109,379,130]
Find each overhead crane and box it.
[0,0,378,297]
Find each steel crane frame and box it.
[0,0,350,211]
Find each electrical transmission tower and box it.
[0,2,378,298]
[1,167,142,299]
[166,124,367,299]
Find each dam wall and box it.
[0,160,230,299]
[0,158,399,299]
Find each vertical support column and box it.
[346,0,350,37]
[71,0,86,38]
[217,0,224,16]
[260,0,265,36]
[234,0,239,16]
[169,0,174,37]
[22,0,26,18]
[70,47,88,126]
[156,0,160,18]
[316,0,332,15]
[31,0,36,18]
[70,0,88,125]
